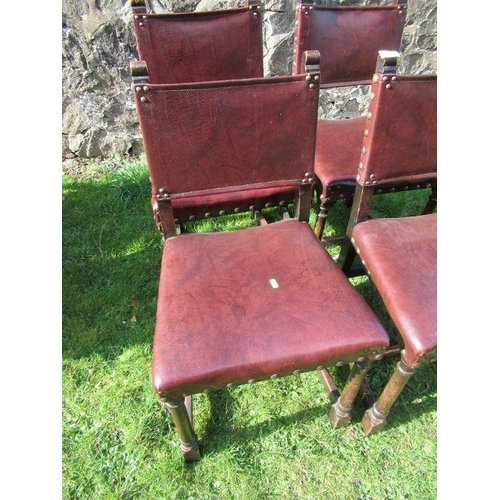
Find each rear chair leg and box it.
[166,396,201,462]
[362,358,416,436]
[314,201,331,240]
[423,186,437,214]
[330,360,373,428]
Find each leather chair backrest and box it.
[293,1,406,87]
[358,71,437,187]
[132,70,320,199]
[132,1,263,84]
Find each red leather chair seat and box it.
[153,219,389,400]
[314,117,365,198]
[351,213,437,367]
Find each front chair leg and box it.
[330,360,373,429]
[165,397,201,462]
[362,358,416,436]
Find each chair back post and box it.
[337,51,399,272]
[295,48,320,222]
[131,0,147,15]
[130,60,150,85]
[375,50,399,75]
[156,192,178,240]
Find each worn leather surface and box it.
[152,219,389,399]
[293,4,405,86]
[314,117,365,197]
[134,75,319,197]
[352,213,437,367]
[359,75,437,187]
[133,7,263,84]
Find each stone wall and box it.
[62,0,437,164]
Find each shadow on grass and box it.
[62,170,163,361]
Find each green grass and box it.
[62,156,436,500]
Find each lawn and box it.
[62,156,437,499]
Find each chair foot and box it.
[329,360,373,429]
[362,405,387,436]
[180,439,201,462]
[329,399,352,428]
[361,358,416,436]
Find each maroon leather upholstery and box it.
[293,2,406,87]
[358,75,437,187]
[132,5,263,84]
[133,74,319,200]
[351,213,437,368]
[153,219,389,400]
[314,117,365,198]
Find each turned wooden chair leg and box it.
[314,201,331,240]
[330,360,373,429]
[165,396,201,462]
[362,358,416,436]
